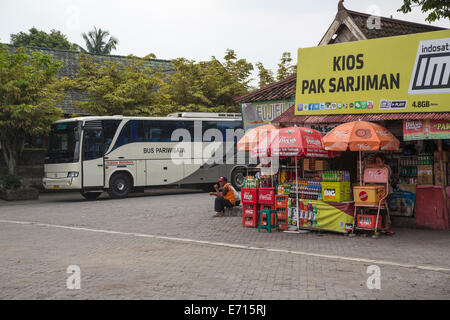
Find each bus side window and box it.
[102,120,121,152]
[112,122,130,150]
[181,121,195,142]
[218,121,243,143]
[143,121,160,142]
[202,121,220,142]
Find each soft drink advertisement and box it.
[404,119,450,141]
[289,200,354,234]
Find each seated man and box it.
[209,177,236,217]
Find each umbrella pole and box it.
[296,156,299,231]
[359,150,362,186]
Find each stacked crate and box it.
[241,188,259,228]
[258,188,276,226]
[275,195,289,231]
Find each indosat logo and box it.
[409,38,450,95]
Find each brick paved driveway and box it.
[0,190,449,299]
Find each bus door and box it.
[82,121,105,188]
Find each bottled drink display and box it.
[243,176,259,188]
[298,200,318,228]
[289,179,322,200]
[243,175,275,188]
[418,153,433,165]
[322,171,350,182]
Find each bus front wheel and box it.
[108,173,132,199]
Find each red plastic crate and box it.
[275,195,289,208]
[241,188,258,204]
[242,204,259,228]
[276,207,289,231]
[357,214,382,230]
[259,204,276,226]
[258,188,275,205]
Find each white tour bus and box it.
[43,113,248,200]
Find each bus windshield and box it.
[45,121,81,164]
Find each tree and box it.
[63,49,253,117]
[10,27,74,50]
[276,52,296,81]
[62,53,169,116]
[81,27,118,54]
[256,62,275,88]
[163,49,253,113]
[398,0,450,22]
[0,45,63,175]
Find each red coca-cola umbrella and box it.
[270,126,334,158]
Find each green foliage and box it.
[398,0,450,22]
[255,52,296,89]
[163,49,253,110]
[62,53,169,116]
[256,62,275,88]
[1,174,23,190]
[10,27,74,50]
[276,52,296,81]
[0,45,63,174]
[64,49,251,116]
[81,27,118,54]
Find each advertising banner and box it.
[241,99,294,131]
[289,200,354,234]
[304,123,340,135]
[295,30,450,115]
[404,119,450,140]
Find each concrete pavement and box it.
[0,191,449,299]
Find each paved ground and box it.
[0,190,449,299]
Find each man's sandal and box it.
[212,213,224,218]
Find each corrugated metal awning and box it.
[272,105,450,125]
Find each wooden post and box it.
[438,140,448,213]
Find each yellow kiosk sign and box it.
[295,30,450,115]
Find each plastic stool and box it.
[258,209,280,233]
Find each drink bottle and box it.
[313,205,318,227]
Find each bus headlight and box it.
[67,172,79,178]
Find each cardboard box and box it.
[418,165,433,185]
[434,151,449,162]
[315,160,328,171]
[303,158,315,171]
[353,185,385,205]
[419,175,433,185]
[323,182,351,202]
[434,162,447,186]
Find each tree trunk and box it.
[1,139,21,176]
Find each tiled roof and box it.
[6,44,174,115]
[347,9,445,39]
[272,105,450,125]
[233,75,296,104]
[240,2,448,124]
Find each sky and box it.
[1,0,449,84]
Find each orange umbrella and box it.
[322,121,400,151]
[237,124,279,152]
[323,121,400,185]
